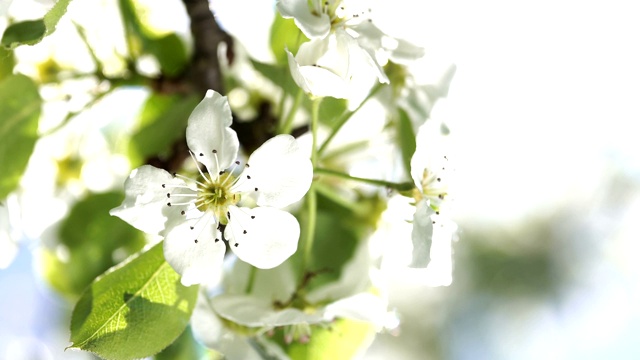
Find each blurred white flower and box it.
[110,90,313,286]
[192,241,390,351]
[277,0,423,78]
[286,30,352,99]
[409,118,457,286]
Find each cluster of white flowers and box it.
[278,0,423,99]
[107,1,456,356]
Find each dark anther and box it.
[167,202,172,207]
[212,149,217,153]
[215,238,220,242]
[227,211,230,219]
[199,153,204,156]
[246,175,251,179]
[234,243,239,247]
[161,184,166,188]
[436,211,440,215]
[194,239,198,243]
[172,172,177,177]
[432,221,436,224]
[254,187,258,191]
[251,215,255,219]
[245,163,250,168]
[438,194,444,199]
[235,160,240,165]
[219,171,224,175]
[437,177,441,182]
[181,211,186,215]
[243,230,247,234]
[190,226,194,230]
[166,193,170,198]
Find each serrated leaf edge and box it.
[69,255,172,350]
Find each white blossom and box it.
[192,241,391,350]
[409,118,457,286]
[110,90,313,286]
[277,0,424,81]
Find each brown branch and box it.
[182,0,233,94]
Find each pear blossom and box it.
[277,0,424,85]
[110,90,313,286]
[192,241,391,352]
[286,30,354,99]
[409,118,457,286]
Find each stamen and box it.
[174,173,207,188]
[189,151,213,184]
[212,150,221,181]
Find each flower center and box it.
[196,173,240,225]
[312,0,371,28]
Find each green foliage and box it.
[269,13,307,65]
[69,242,199,360]
[397,108,417,177]
[129,93,200,165]
[251,60,299,98]
[1,0,72,49]
[0,74,41,199]
[43,192,146,297]
[304,186,386,289]
[118,0,188,76]
[155,326,204,360]
[318,97,348,128]
[0,47,15,79]
[287,319,374,360]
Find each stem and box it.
[244,265,257,294]
[279,88,304,134]
[315,167,415,191]
[302,97,322,272]
[318,82,384,155]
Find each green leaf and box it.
[287,319,375,360]
[0,74,41,199]
[269,13,307,65]
[318,97,348,128]
[42,192,146,297]
[69,242,199,360]
[0,47,15,80]
[251,60,299,97]
[303,188,386,289]
[397,108,417,178]
[119,0,188,76]
[129,93,200,166]
[147,33,189,77]
[155,326,204,360]
[1,0,73,49]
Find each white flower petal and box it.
[212,294,324,327]
[192,295,262,359]
[323,293,387,327]
[225,206,300,269]
[276,0,331,39]
[352,21,425,65]
[234,135,312,208]
[409,199,435,268]
[410,200,457,286]
[164,212,226,286]
[307,239,372,303]
[410,119,450,194]
[110,165,193,235]
[186,90,240,173]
